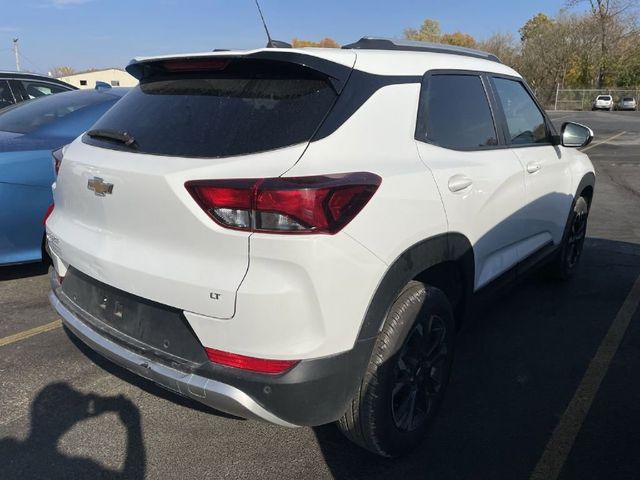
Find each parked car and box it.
[615,96,637,111]
[0,71,76,110]
[592,94,614,110]
[46,38,595,457]
[0,86,128,266]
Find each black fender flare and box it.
[355,232,474,342]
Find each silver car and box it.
[616,96,637,111]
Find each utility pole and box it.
[12,38,20,72]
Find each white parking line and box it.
[529,274,640,480]
[582,131,627,152]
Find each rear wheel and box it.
[337,281,455,457]
[547,196,589,280]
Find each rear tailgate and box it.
[47,50,355,319]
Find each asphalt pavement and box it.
[0,110,639,479]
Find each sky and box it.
[0,0,587,74]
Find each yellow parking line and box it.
[529,274,640,480]
[0,320,62,348]
[582,131,626,152]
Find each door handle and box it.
[448,175,473,193]
[526,162,542,174]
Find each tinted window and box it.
[21,80,68,99]
[417,74,498,149]
[0,80,15,109]
[84,72,337,158]
[493,78,548,145]
[0,89,111,134]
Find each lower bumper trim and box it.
[49,289,296,428]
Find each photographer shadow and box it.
[0,382,146,480]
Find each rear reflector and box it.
[186,172,381,234]
[205,348,299,374]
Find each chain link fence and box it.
[551,88,640,111]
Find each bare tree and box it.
[50,66,75,78]
[567,0,639,87]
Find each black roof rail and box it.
[342,37,501,63]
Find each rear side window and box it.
[84,68,337,158]
[493,77,549,145]
[416,74,498,149]
[0,89,110,134]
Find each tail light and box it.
[185,172,381,234]
[205,348,298,374]
[52,147,65,176]
[42,204,54,225]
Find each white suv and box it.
[46,38,595,457]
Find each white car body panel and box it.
[47,46,595,366]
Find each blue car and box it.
[0,86,129,265]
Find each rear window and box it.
[597,95,612,100]
[623,97,634,101]
[83,67,338,158]
[0,89,109,134]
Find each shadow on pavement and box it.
[0,382,145,480]
[0,262,48,281]
[64,325,244,420]
[314,237,640,479]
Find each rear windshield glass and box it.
[597,95,611,100]
[623,97,634,101]
[83,69,337,158]
[0,90,109,134]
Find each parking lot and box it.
[1,110,639,479]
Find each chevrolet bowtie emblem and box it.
[87,177,114,196]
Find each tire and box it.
[547,196,589,280]
[337,281,456,457]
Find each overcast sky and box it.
[0,0,586,73]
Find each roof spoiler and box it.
[125,51,352,93]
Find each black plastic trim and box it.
[342,37,502,63]
[355,233,474,342]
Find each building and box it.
[56,68,137,89]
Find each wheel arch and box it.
[356,232,474,342]
[577,172,595,207]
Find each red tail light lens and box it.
[42,204,54,225]
[205,348,298,374]
[162,59,229,72]
[186,172,381,234]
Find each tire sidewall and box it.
[370,284,455,456]
[557,196,589,278]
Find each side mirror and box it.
[561,122,594,148]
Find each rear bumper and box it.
[49,270,375,427]
[50,288,297,427]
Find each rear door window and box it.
[416,73,498,149]
[84,64,338,158]
[492,77,549,145]
[19,80,69,100]
[0,80,15,109]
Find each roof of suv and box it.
[0,70,76,87]
[128,39,520,79]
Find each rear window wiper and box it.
[86,129,137,148]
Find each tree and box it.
[291,37,339,48]
[477,32,520,66]
[519,13,554,42]
[404,19,441,42]
[440,32,477,48]
[566,0,639,87]
[50,66,75,77]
